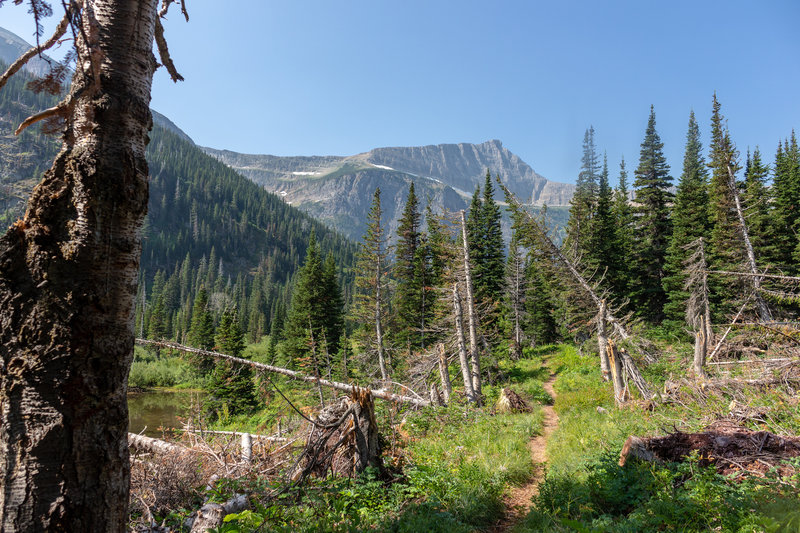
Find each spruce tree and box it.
[612,157,635,300]
[188,286,216,376]
[742,147,774,266]
[564,127,600,259]
[283,230,342,367]
[205,307,259,419]
[662,111,710,327]
[351,188,391,379]
[393,182,425,351]
[772,133,800,273]
[479,170,506,305]
[587,153,622,294]
[631,106,673,321]
[706,94,745,317]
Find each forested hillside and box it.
[0,59,357,349]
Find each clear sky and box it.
[2,1,799,184]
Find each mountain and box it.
[203,141,575,242]
[0,27,53,78]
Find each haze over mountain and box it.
[203,141,574,241]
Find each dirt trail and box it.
[491,370,559,532]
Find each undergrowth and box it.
[518,344,800,532]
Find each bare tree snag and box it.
[598,300,610,381]
[0,2,167,529]
[189,495,249,533]
[452,283,478,403]
[437,343,452,404]
[693,315,708,378]
[136,339,430,407]
[459,210,482,401]
[499,182,654,400]
[607,340,626,406]
[726,163,771,322]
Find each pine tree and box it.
[587,153,622,294]
[565,127,600,258]
[393,183,424,351]
[479,171,506,305]
[772,133,800,273]
[189,286,215,350]
[742,147,774,266]
[524,251,559,347]
[352,189,391,379]
[612,157,634,300]
[631,106,673,321]
[205,307,259,419]
[662,111,710,327]
[706,94,745,317]
[283,230,342,367]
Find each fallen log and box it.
[136,338,430,407]
[128,432,187,455]
[619,426,800,477]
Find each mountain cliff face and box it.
[0,27,53,78]
[203,141,575,241]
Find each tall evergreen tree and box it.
[706,94,745,317]
[742,147,774,266]
[587,153,623,294]
[631,106,673,320]
[565,127,600,259]
[394,182,425,351]
[662,111,710,327]
[205,307,259,419]
[283,230,343,367]
[612,157,634,300]
[772,133,800,272]
[189,286,216,350]
[352,189,391,379]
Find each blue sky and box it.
[3,1,799,184]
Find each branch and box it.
[0,2,75,92]
[135,339,430,407]
[154,18,184,82]
[15,104,62,135]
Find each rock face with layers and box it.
[204,140,575,242]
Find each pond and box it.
[127,389,205,437]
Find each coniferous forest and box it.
[2,20,800,531]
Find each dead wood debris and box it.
[619,424,800,478]
[495,388,532,414]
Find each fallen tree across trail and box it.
[135,339,431,407]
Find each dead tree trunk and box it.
[693,315,708,378]
[727,163,771,322]
[607,340,626,406]
[598,300,610,381]
[459,210,482,400]
[375,252,389,382]
[0,2,162,529]
[500,182,653,400]
[437,343,452,404]
[136,339,430,407]
[453,283,478,403]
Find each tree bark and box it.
[607,340,626,406]
[597,300,610,381]
[437,343,452,404]
[375,252,389,381]
[0,2,158,530]
[459,210,482,401]
[693,315,708,378]
[452,283,477,403]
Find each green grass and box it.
[517,344,800,532]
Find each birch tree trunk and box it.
[453,283,477,403]
[459,210,481,400]
[0,1,159,530]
